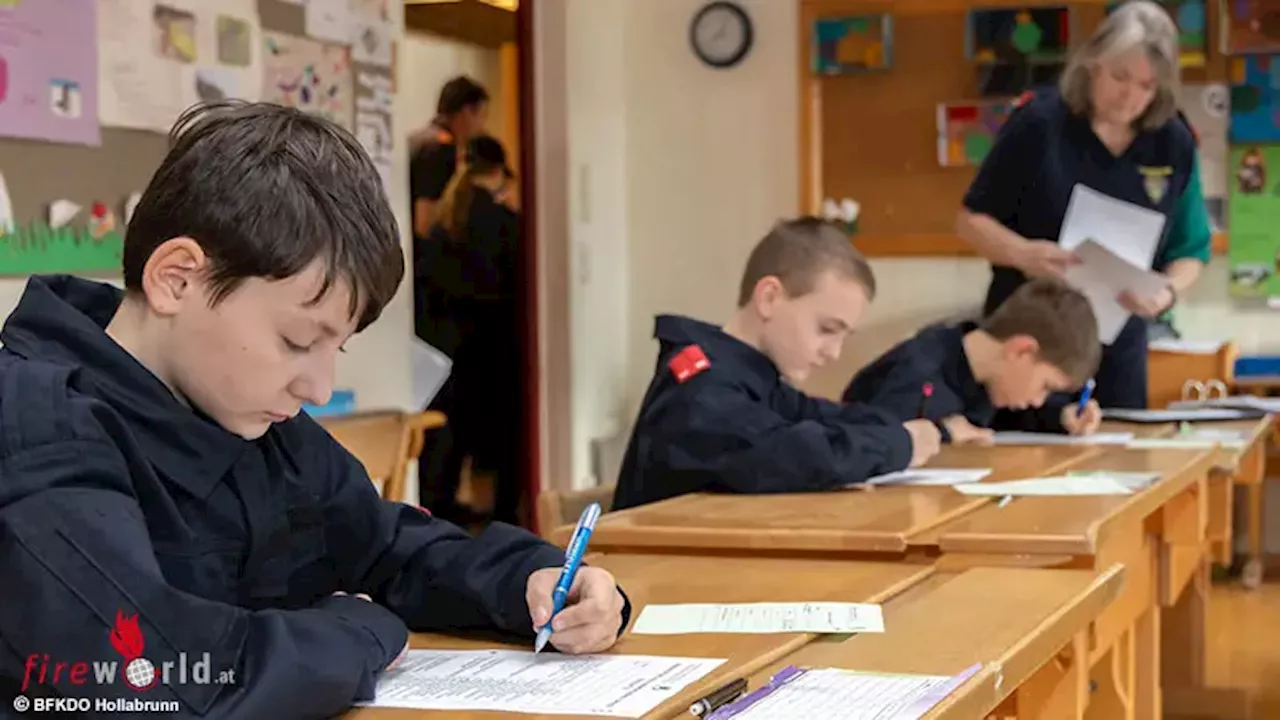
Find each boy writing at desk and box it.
[0,102,629,718]
[841,278,1104,444]
[612,217,942,511]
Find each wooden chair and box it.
[318,409,447,502]
[536,485,615,541]
[1147,340,1237,409]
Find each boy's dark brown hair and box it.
[980,278,1101,385]
[437,76,489,116]
[123,101,403,333]
[737,217,875,307]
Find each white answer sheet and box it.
[358,650,724,716]
[706,664,982,720]
[863,468,993,487]
[991,431,1134,446]
[632,602,885,635]
[953,475,1135,496]
[1065,240,1167,344]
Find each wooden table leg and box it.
[1243,480,1265,590]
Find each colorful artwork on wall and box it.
[1108,0,1206,67]
[936,99,1016,167]
[1227,144,1280,298]
[968,7,1070,96]
[1221,0,1280,55]
[1178,82,1229,229]
[812,15,892,74]
[1228,55,1280,143]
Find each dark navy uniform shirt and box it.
[841,321,1002,442]
[612,315,914,511]
[964,88,1210,315]
[963,88,1211,411]
[409,120,457,232]
[0,276,627,718]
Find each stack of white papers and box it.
[1066,470,1161,491]
[632,602,885,635]
[864,468,992,487]
[707,663,982,720]
[991,431,1134,446]
[953,475,1136,496]
[359,650,724,716]
[1058,185,1167,344]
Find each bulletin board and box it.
[799,0,1235,257]
[0,0,398,276]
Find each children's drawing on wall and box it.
[1228,144,1280,299]
[217,15,253,68]
[936,99,1015,167]
[153,5,197,64]
[263,31,354,131]
[1221,0,1280,55]
[0,196,131,276]
[1238,147,1266,193]
[351,0,395,68]
[968,7,1071,97]
[0,0,100,146]
[812,15,893,74]
[1228,55,1280,143]
[195,68,236,103]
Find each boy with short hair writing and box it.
[841,278,1103,444]
[0,101,628,717]
[612,217,942,511]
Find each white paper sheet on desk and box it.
[1170,395,1280,413]
[1148,338,1227,354]
[1064,239,1169,344]
[864,468,993,486]
[991,431,1134,445]
[1066,470,1161,491]
[706,664,982,720]
[1104,407,1259,423]
[632,602,885,635]
[953,475,1135,496]
[1126,434,1248,450]
[357,649,725,716]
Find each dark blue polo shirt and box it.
[612,315,914,511]
[963,88,1210,315]
[0,275,629,717]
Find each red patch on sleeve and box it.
[417,505,432,517]
[1012,90,1035,109]
[668,345,711,383]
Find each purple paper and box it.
[0,0,100,146]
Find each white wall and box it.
[540,0,1280,494]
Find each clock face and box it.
[692,3,752,68]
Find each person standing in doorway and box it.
[409,76,490,239]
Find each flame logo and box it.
[109,611,145,662]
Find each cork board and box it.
[800,0,1230,257]
[0,0,394,276]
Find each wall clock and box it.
[690,1,753,69]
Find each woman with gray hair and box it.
[955,0,1211,420]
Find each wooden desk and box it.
[568,445,1104,558]
[744,566,1124,719]
[344,554,933,719]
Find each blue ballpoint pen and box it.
[1077,378,1096,416]
[534,502,602,653]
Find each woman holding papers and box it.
[955,0,1211,415]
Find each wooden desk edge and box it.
[925,564,1127,719]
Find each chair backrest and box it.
[318,409,446,502]
[1147,341,1237,409]
[536,485,615,540]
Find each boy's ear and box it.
[754,275,786,320]
[1001,334,1042,361]
[141,236,209,316]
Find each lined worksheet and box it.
[632,602,885,635]
[358,650,724,716]
[953,475,1135,496]
[991,431,1134,446]
[706,664,981,719]
[863,468,992,487]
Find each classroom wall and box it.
[543,0,1280,494]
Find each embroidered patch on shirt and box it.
[668,345,711,383]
